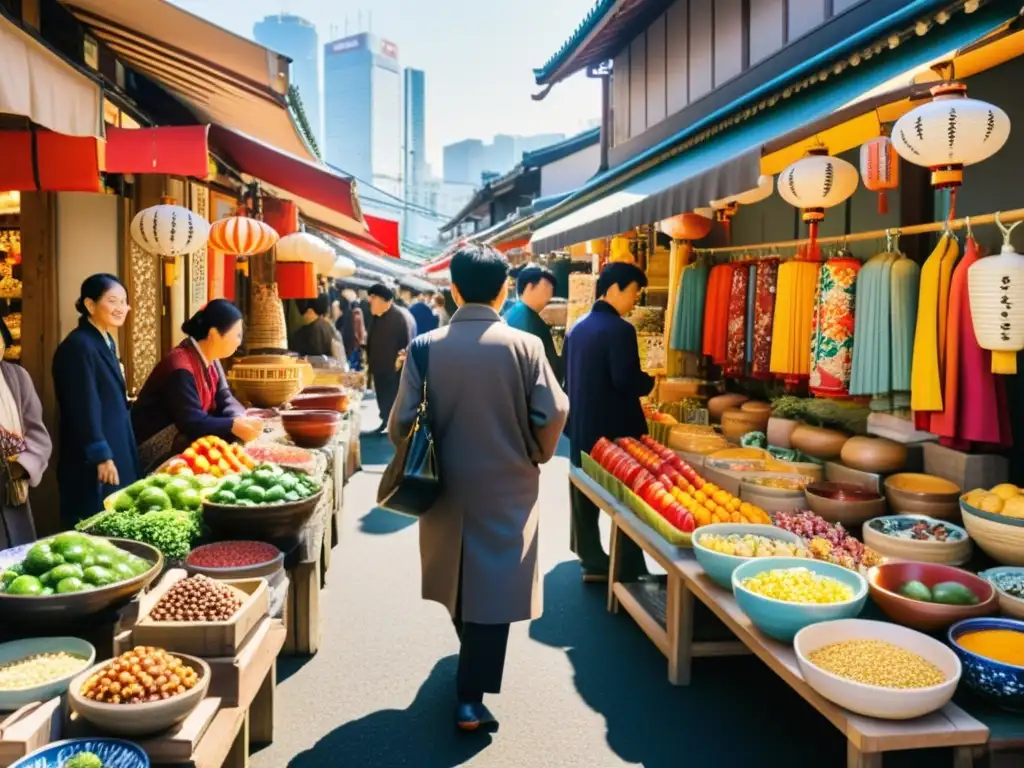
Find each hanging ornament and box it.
[276,231,336,274]
[326,255,357,278]
[968,214,1024,375]
[659,213,713,242]
[208,216,279,256]
[777,148,859,252]
[860,134,900,214]
[609,236,634,264]
[733,175,775,206]
[130,196,210,257]
[891,82,1010,219]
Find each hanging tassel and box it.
[878,191,888,215]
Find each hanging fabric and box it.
[744,263,756,372]
[670,261,709,353]
[911,234,959,427]
[703,263,733,364]
[770,257,820,382]
[809,256,861,397]
[890,254,920,409]
[724,262,750,376]
[751,260,778,379]
[850,252,895,397]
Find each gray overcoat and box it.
[387,304,569,625]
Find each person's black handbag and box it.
[376,338,441,516]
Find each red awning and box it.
[0,129,102,192]
[105,125,209,177]
[365,214,400,259]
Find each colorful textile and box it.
[809,257,860,397]
[911,234,958,426]
[725,264,750,376]
[751,260,778,378]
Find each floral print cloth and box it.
[809,257,860,396]
[751,260,779,378]
[725,263,750,376]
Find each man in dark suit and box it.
[365,283,412,433]
[563,262,654,582]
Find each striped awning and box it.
[61,0,315,163]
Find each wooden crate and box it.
[0,697,63,765]
[206,619,285,709]
[132,571,270,658]
[281,558,320,656]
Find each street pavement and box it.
[252,399,950,768]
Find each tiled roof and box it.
[522,127,600,167]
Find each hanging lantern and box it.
[694,207,714,220]
[860,135,900,214]
[208,216,279,256]
[891,82,1009,218]
[276,231,336,273]
[130,196,210,257]
[777,148,859,251]
[326,255,357,278]
[733,175,775,206]
[609,236,634,264]
[659,213,713,242]
[968,215,1024,375]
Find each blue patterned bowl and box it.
[948,617,1024,711]
[10,738,148,768]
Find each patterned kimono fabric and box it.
[724,263,750,376]
[751,260,779,379]
[809,256,861,397]
[911,234,958,429]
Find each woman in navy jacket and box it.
[53,274,141,528]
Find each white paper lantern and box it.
[891,82,1010,188]
[732,175,775,206]
[130,202,210,257]
[968,216,1024,375]
[778,151,859,218]
[276,232,336,274]
[326,255,357,278]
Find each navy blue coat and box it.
[563,300,655,468]
[53,318,142,527]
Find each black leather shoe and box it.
[455,702,497,732]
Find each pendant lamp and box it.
[777,148,858,251]
[733,175,775,206]
[130,196,210,257]
[326,255,357,278]
[968,214,1024,374]
[208,216,279,256]
[860,135,899,214]
[891,82,1009,218]
[694,207,715,220]
[659,213,713,242]
[276,231,336,274]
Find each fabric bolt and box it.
[850,253,895,397]
[702,264,732,362]
[809,257,860,397]
[751,260,778,378]
[671,262,709,353]
[744,263,756,371]
[770,259,820,381]
[724,263,750,376]
[911,234,958,426]
[890,255,920,396]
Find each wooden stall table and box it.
[0,698,62,765]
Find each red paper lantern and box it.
[860,136,900,214]
[659,213,713,242]
[208,216,279,256]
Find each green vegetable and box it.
[931,581,979,606]
[899,580,933,602]
[148,473,173,488]
[111,492,135,512]
[56,576,86,594]
[135,509,202,559]
[137,487,172,511]
[123,480,149,499]
[213,490,237,505]
[244,485,267,503]
[24,543,63,576]
[7,574,43,595]
[63,751,104,768]
[82,510,143,541]
[83,565,114,586]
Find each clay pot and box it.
[281,409,341,448]
[740,401,772,416]
[721,408,769,441]
[289,392,350,413]
[707,393,749,423]
[790,425,849,461]
[767,417,800,448]
[840,436,908,474]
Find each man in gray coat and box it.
[387,244,569,731]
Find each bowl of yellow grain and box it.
[794,619,961,719]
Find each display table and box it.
[0,698,62,765]
[569,466,991,768]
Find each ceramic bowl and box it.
[298,385,345,396]
[740,473,816,498]
[867,561,997,632]
[10,738,149,768]
[795,619,961,719]
[68,653,210,737]
[281,409,341,448]
[731,556,868,642]
[288,392,350,414]
[839,436,908,475]
[977,567,1024,620]
[691,524,806,589]
[805,487,886,527]
[0,637,95,710]
[184,542,285,581]
[862,515,972,566]
[805,481,881,501]
[884,473,961,520]
[949,617,1024,711]
[202,489,323,542]
[960,502,1024,566]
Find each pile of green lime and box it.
[110,472,217,514]
[898,579,980,605]
[210,463,321,506]
[0,533,153,596]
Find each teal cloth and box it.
[504,301,563,382]
[670,263,709,353]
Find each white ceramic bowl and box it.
[0,637,95,710]
[794,619,961,720]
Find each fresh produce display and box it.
[741,566,855,604]
[164,435,256,478]
[897,580,981,605]
[80,647,200,704]
[772,510,885,572]
[698,533,810,559]
[186,541,281,569]
[150,575,242,622]
[957,628,1024,667]
[746,475,814,491]
[807,640,946,688]
[0,534,152,595]
[63,754,104,768]
[209,463,321,506]
[869,517,964,542]
[963,484,1024,518]
[0,650,90,690]
[244,443,318,474]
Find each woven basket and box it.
[248,283,288,350]
[227,360,314,407]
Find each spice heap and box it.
[0,651,89,690]
[808,639,946,688]
[698,533,810,559]
[150,575,242,623]
[773,510,885,571]
[186,541,281,570]
[742,567,854,604]
[80,647,199,704]
[992,571,1024,599]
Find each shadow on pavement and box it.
[286,655,493,768]
[360,431,397,466]
[360,506,417,535]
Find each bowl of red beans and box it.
[184,541,283,581]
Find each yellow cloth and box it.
[911,234,958,413]
[770,259,820,376]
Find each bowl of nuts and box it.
[0,637,95,710]
[68,647,210,736]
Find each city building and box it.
[403,68,427,197]
[323,32,402,197]
[442,133,567,186]
[253,14,320,146]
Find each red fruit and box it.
[662,501,687,529]
[680,512,696,533]
[658,474,677,491]
[606,453,630,478]
[640,481,666,506]
[631,470,656,497]
[591,438,613,464]
[621,461,644,486]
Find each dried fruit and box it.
[150,575,242,622]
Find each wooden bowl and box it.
[299,385,345,396]
[281,409,341,448]
[867,562,997,632]
[841,436,908,474]
[960,502,1024,566]
[805,487,886,527]
[885,474,961,520]
[862,515,972,566]
[721,408,768,441]
[68,653,211,736]
[202,490,323,542]
[790,425,849,461]
[288,392,349,413]
[707,393,748,423]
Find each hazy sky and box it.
[170,0,602,170]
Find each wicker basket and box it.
[228,360,314,407]
[248,283,288,350]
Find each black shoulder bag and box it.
[376,338,442,517]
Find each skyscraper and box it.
[323,33,402,198]
[253,15,320,147]
[403,68,426,199]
